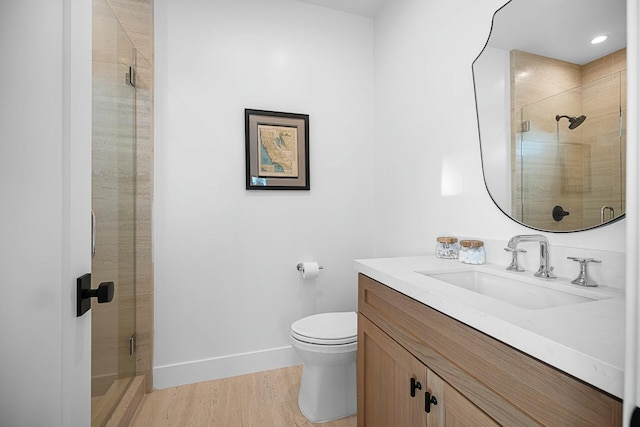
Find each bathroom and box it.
[1,0,639,426]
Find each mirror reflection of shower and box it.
[556,114,587,129]
[516,67,625,231]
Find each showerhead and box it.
[568,115,587,129]
[555,114,587,129]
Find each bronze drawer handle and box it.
[425,392,438,413]
[410,378,422,397]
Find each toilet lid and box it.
[291,311,357,345]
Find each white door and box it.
[0,1,92,426]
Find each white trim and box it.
[153,346,302,389]
[61,0,92,425]
[625,0,640,425]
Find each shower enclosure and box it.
[91,0,137,424]
[516,70,626,231]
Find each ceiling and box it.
[295,0,387,18]
[485,0,626,65]
[296,0,626,66]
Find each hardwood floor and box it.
[130,365,357,427]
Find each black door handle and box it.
[89,281,114,303]
[76,273,115,317]
[631,406,640,426]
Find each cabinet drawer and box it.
[358,273,622,426]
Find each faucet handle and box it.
[504,247,526,272]
[567,257,601,287]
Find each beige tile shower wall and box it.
[511,50,582,229]
[582,48,626,84]
[511,49,626,230]
[107,0,154,62]
[107,0,155,392]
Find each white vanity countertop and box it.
[354,255,625,399]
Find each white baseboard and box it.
[153,345,302,389]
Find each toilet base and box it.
[297,358,357,423]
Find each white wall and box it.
[372,0,626,261]
[155,0,629,389]
[154,0,375,387]
[0,0,92,425]
[473,46,511,213]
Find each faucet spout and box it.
[506,234,555,279]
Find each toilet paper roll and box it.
[299,262,321,279]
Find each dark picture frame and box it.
[245,109,310,190]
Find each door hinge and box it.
[521,120,530,132]
[129,334,136,355]
[127,66,136,87]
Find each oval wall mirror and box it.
[472,0,627,232]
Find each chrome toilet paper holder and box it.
[297,263,324,271]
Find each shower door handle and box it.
[600,205,614,223]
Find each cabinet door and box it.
[427,369,499,427]
[358,314,427,427]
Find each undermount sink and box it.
[418,268,609,310]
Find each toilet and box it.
[290,311,357,423]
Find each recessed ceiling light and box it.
[591,35,608,44]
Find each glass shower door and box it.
[518,71,624,231]
[91,0,137,425]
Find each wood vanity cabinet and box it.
[357,274,622,426]
[359,313,499,426]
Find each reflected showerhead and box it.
[555,114,587,129]
[568,115,587,129]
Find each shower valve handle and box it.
[552,205,570,221]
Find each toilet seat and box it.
[291,312,357,345]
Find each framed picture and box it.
[245,109,310,190]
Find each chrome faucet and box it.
[506,234,555,279]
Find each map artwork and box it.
[257,124,299,178]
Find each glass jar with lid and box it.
[435,236,459,259]
[459,240,485,265]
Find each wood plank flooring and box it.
[130,365,357,427]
